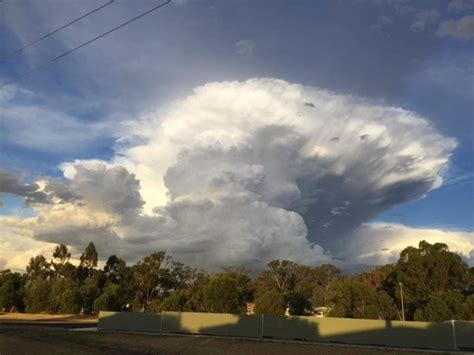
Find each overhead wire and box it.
[0,0,172,89]
[0,0,115,62]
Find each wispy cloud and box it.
[437,15,474,39]
[448,0,474,12]
[410,9,440,32]
[0,85,117,152]
[235,39,256,58]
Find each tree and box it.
[93,283,126,312]
[26,255,50,280]
[0,270,25,312]
[464,295,474,320]
[53,244,71,265]
[132,251,171,310]
[382,241,472,321]
[52,244,76,279]
[326,277,396,319]
[24,278,52,313]
[287,292,312,315]
[294,264,342,307]
[49,278,82,314]
[254,290,286,315]
[80,242,98,277]
[104,255,128,284]
[80,276,102,314]
[203,269,252,314]
[422,289,466,322]
[266,260,298,293]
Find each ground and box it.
[1,325,452,355]
[0,313,452,355]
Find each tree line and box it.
[0,240,473,322]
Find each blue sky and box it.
[0,0,473,270]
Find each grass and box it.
[0,324,449,355]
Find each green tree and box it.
[49,278,82,314]
[93,283,125,312]
[80,276,102,314]
[294,264,342,308]
[326,277,396,319]
[287,292,312,315]
[104,255,128,284]
[382,241,471,320]
[52,244,76,279]
[132,251,171,310]
[26,255,50,280]
[464,295,474,320]
[158,267,209,312]
[254,289,286,315]
[203,269,252,314]
[53,244,71,265]
[24,278,52,313]
[422,289,467,322]
[0,270,25,312]
[80,242,98,277]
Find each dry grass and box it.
[0,324,446,355]
[0,312,97,323]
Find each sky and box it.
[0,0,473,272]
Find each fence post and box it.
[450,320,457,350]
[160,310,164,334]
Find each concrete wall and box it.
[98,311,473,350]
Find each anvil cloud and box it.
[2,79,472,270]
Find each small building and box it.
[313,306,330,317]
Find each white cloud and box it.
[0,78,461,270]
[347,223,474,266]
[0,216,57,272]
[437,15,474,39]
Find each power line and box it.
[0,0,172,89]
[1,0,115,62]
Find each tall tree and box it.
[52,244,76,279]
[104,255,128,284]
[382,240,472,321]
[26,255,51,280]
[132,251,170,310]
[80,242,98,277]
[52,244,71,265]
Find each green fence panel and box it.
[263,315,455,350]
[98,311,161,333]
[455,321,474,350]
[162,311,261,338]
[97,310,467,351]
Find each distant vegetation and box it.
[0,241,473,321]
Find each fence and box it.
[98,311,474,351]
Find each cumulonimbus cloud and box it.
[2,78,472,270]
